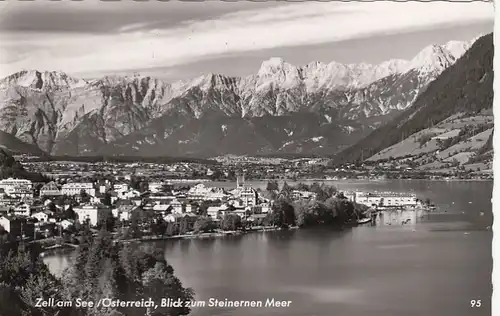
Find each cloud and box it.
[0,1,493,78]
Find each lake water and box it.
[44,180,493,316]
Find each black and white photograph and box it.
[0,0,495,315]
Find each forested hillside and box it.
[332,33,493,164]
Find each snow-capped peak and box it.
[0,70,87,90]
[443,40,471,59]
[258,57,297,76]
[407,43,455,74]
[255,57,302,90]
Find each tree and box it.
[280,181,292,197]
[142,261,194,316]
[58,233,195,316]
[151,216,167,236]
[227,170,236,180]
[103,191,112,206]
[273,198,296,227]
[265,209,284,227]
[220,213,242,231]
[178,217,189,235]
[266,180,279,192]
[129,210,142,238]
[98,210,116,232]
[295,183,310,191]
[165,222,177,236]
[210,169,223,181]
[193,217,216,234]
[80,189,91,203]
[62,206,77,221]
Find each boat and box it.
[356,218,372,224]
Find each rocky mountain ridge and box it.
[0,38,476,157]
[333,33,493,168]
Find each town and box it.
[0,157,434,251]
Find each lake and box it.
[44,180,493,316]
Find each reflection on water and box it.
[374,209,424,227]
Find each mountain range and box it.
[0,37,478,157]
[333,33,493,170]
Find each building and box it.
[232,208,249,219]
[291,190,317,200]
[113,183,129,192]
[98,180,112,194]
[207,205,230,219]
[73,204,111,226]
[342,192,356,202]
[354,192,418,207]
[251,203,271,214]
[187,184,226,201]
[112,205,137,222]
[31,211,49,222]
[0,215,35,239]
[170,199,184,214]
[0,215,20,233]
[164,213,184,223]
[148,182,164,194]
[0,178,33,199]
[61,183,96,197]
[59,219,75,230]
[39,181,61,197]
[13,202,31,217]
[152,203,170,212]
[0,178,33,193]
[237,186,258,207]
[117,189,141,200]
[379,193,418,207]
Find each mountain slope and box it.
[332,33,493,165]
[0,39,475,157]
[0,130,45,156]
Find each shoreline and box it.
[39,226,298,256]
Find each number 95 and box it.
[471,300,482,307]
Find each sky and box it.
[0,0,494,82]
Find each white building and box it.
[39,182,61,197]
[342,192,356,202]
[112,205,136,222]
[0,178,33,199]
[152,203,170,212]
[237,186,258,207]
[148,182,164,193]
[164,213,184,223]
[170,199,184,214]
[207,205,230,219]
[13,202,31,217]
[291,190,316,200]
[0,216,19,233]
[354,192,418,207]
[117,189,141,200]
[113,183,129,192]
[74,205,109,226]
[0,178,32,192]
[59,219,75,230]
[32,212,49,222]
[61,183,96,197]
[188,184,226,201]
[379,193,418,207]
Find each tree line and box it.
[0,228,194,316]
